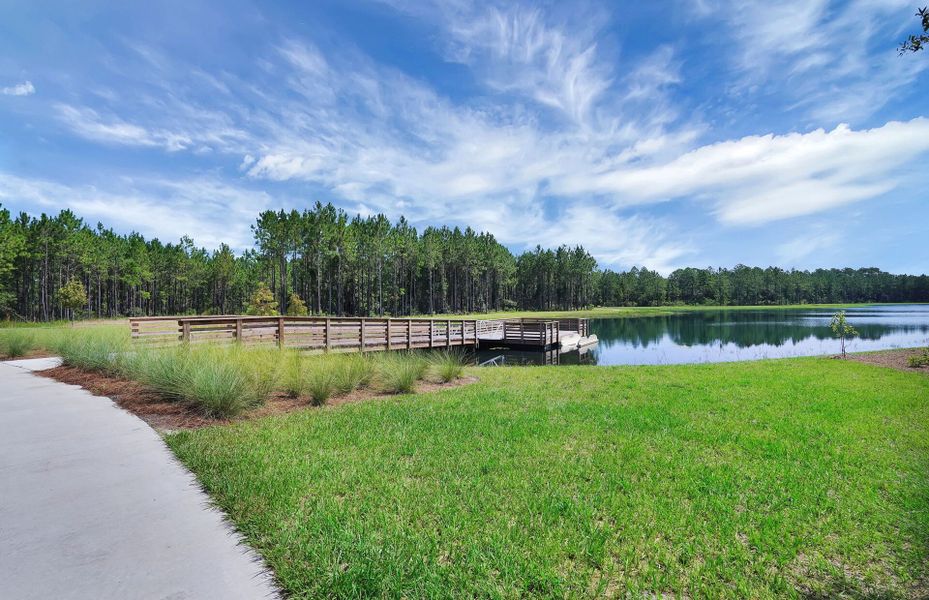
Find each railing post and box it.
[407,319,412,350]
[447,319,451,347]
[181,320,190,343]
[387,319,392,351]
[235,318,242,343]
[278,317,285,348]
[360,318,366,352]
[325,318,331,351]
[429,320,434,348]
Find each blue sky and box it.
[1,0,928,274]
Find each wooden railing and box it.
[556,318,589,337]
[130,315,589,351]
[500,318,560,347]
[130,315,479,351]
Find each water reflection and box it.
[479,305,929,366]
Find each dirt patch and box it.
[36,366,478,432]
[847,348,929,375]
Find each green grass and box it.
[166,358,929,598]
[0,329,38,358]
[432,303,889,321]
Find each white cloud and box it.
[1,81,35,96]
[777,230,841,265]
[565,119,929,224]
[692,0,926,122]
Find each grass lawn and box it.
[166,358,929,598]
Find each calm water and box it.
[476,304,929,366]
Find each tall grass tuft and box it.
[306,370,336,406]
[282,351,309,398]
[54,328,129,374]
[331,354,375,394]
[373,352,428,394]
[1,329,37,358]
[429,350,466,383]
[127,344,280,417]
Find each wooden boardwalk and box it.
[130,315,590,352]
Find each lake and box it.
[475,304,929,366]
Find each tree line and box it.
[1,203,927,321]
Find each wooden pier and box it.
[130,315,590,352]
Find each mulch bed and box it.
[37,365,478,433]
[847,348,929,375]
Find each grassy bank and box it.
[166,358,929,598]
[436,303,897,321]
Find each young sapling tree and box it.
[830,311,859,358]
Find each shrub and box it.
[429,350,466,383]
[1,330,36,358]
[246,282,279,316]
[907,349,929,368]
[286,293,309,317]
[374,352,428,394]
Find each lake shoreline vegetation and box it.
[2,205,928,322]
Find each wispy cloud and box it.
[565,119,929,224]
[692,0,926,123]
[1,81,35,96]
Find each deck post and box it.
[325,318,331,351]
[278,317,285,348]
[360,318,366,352]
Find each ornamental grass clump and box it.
[374,352,428,394]
[428,349,466,383]
[128,344,280,418]
[283,351,310,398]
[331,354,375,394]
[54,328,129,375]
[0,329,37,358]
[305,369,336,406]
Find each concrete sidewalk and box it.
[0,360,279,599]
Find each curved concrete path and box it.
[0,360,279,599]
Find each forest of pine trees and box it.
[2,202,928,321]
